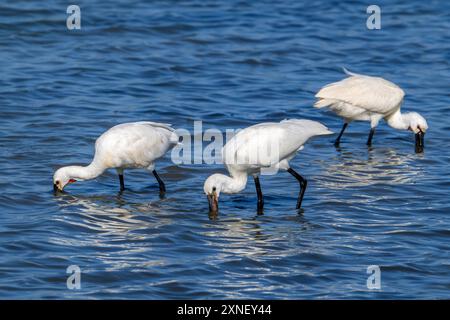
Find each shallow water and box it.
[0,0,449,299]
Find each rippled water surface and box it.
[1,0,449,299]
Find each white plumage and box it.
[314,68,428,152]
[203,119,333,214]
[53,121,179,192]
[315,68,405,118]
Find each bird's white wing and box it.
[135,121,179,145]
[223,122,312,172]
[134,121,175,132]
[315,74,405,115]
[94,122,178,168]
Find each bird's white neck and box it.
[386,109,409,130]
[221,171,248,194]
[64,161,106,181]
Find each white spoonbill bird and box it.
[314,68,428,153]
[203,119,333,214]
[53,121,179,193]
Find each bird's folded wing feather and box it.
[135,121,174,131]
[137,121,179,145]
[223,124,303,168]
[95,122,178,164]
[315,75,405,114]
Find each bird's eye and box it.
[212,187,216,191]
[55,180,60,185]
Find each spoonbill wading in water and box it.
[203,119,333,215]
[314,68,428,153]
[53,122,179,193]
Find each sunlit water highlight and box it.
[0,0,449,299]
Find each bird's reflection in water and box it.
[203,209,316,261]
[51,193,172,271]
[320,147,424,189]
[54,192,173,233]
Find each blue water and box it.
[1,0,449,299]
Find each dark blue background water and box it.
[0,0,449,299]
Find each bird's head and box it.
[203,174,226,214]
[53,167,77,192]
[404,112,428,153]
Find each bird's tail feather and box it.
[281,119,333,135]
[142,121,180,145]
[169,132,180,145]
[141,121,174,131]
[342,67,360,77]
[314,98,335,108]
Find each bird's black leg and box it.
[367,128,376,146]
[253,175,264,214]
[334,123,348,147]
[287,168,308,209]
[119,174,125,192]
[152,170,166,194]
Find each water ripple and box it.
[0,0,449,299]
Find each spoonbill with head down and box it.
[53,121,179,193]
[314,68,428,153]
[203,119,333,214]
